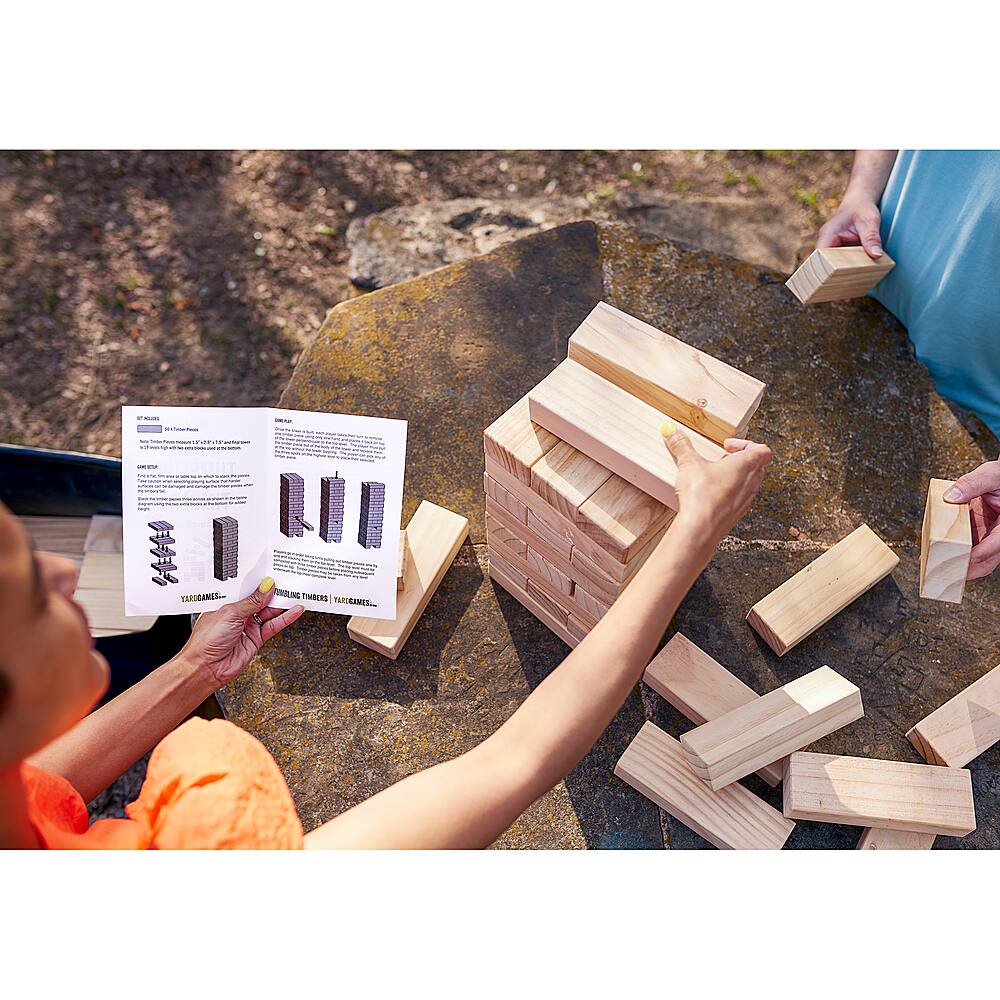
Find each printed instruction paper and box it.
[122,406,407,619]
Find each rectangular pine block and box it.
[906,662,1000,767]
[785,246,895,305]
[644,633,784,786]
[483,394,559,485]
[746,523,899,656]
[488,560,580,648]
[679,665,864,791]
[615,722,795,850]
[567,301,765,444]
[856,827,936,850]
[919,477,972,603]
[527,358,726,509]
[783,752,976,837]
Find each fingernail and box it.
[259,576,274,592]
[943,486,962,502]
[870,244,883,257]
[660,419,677,438]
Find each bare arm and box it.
[306,430,771,849]
[817,150,898,259]
[28,580,303,802]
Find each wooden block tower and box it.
[482,301,765,645]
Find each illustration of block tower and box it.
[319,473,346,543]
[279,472,313,537]
[357,481,385,549]
[213,516,239,581]
[148,520,178,586]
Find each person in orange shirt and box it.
[1,425,771,849]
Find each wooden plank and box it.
[526,509,573,560]
[487,547,528,591]
[397,529,409,592]
[680,665,863,791]
[529,440,612,521]
[526,579,572,626]
[785,246,895,305]
[485,513,527,558]
[489,561,578,648]
[73,588,157,633]
[577,475,673,563]
[77,551,125,591]
[84,514,124,553]
[567,301,765,444]
[856,828,936,851]
[571,584,611,624]
[644,633,784,786]
[483,395,559,484]
[569,524,666,589]
[615,722,795,850]
[18,515,90,562]
[525,546,573,596]
[348,501,469,660]
[746,524,899,656]
[783,752,976,837]
[906,662,1000,767]
[484,471,528,524]
[919,478,972,604]
[566,615,591,644]
[528,359,726,509]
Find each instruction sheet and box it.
[122,405,407,618]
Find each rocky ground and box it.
[0,150,851,456]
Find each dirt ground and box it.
[0,150,851,457]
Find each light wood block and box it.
[397,530,409,592]
[644,633,784,787]
[571,585,611,624]
[490,535,590,618]
[84,514,124,553]
[783,751,976,837]
[527,359,726,509]
[907,662,1000,767]
[526,579,572,626]
[680,665,864,790]
[73,588,157,633]
[568,301,765,444]
[530,440,612,521]
[525,546,573,596]
[856,828,936,850]
[785,246,895,305]
[577,475,673,564]
[348,501,469,660]
[485,513,527,558]
[18,515,90,562]
[487,548,528,591]
[566,615,590,643]
[489,561,578,648]
[615,722,795,850]
[484,471,528,524]
[77,551,125,591]
[746,523,899,656]
[483,395,559,484]
[919,478,971,604]
[525,508,573,559]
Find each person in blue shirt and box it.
[818,150,1000,580]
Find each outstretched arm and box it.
[306,428,772,849]
[28,579,303,802]
[817,150,898,259]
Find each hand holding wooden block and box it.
[785,246,895,304]
[679,665,863,790]
[919,478,972,603]
[747,523,899,656]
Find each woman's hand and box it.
[661,421,772,547]
[816,195,884,260]
[943,456,1000,579]
[177,577,305,689]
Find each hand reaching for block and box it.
[942,452,1000,579]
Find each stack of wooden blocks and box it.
[482,301,765,644]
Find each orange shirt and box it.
[24,718,303,849]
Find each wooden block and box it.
[484,471,528,524]
[489,561,578,648]
[490,535,591,618]
[73,588,157,633]
[919,478,972,604]
[526,579,572,626]
[856,828,936,851]
[348,501,469,660]
[615,722,795,850]
[680,665,864,791]
[644,633,784,786]
[84,514,124,553]
[485,513,527,558]
[483,395,559,484]
[566,615,591,644]
[785,246,895,305]
[397,530,409,592]
[18,515,90,562]
[577,475,673,563]
[571,584,611,624]
[568,301,765,444]
[569,525,666,590]
[746,523,899,656]
[528,359,725,509]
[525,509,573,560]
[524,546,573,596]
[77,551,125,591]
[907,662,1000,767]
[783,751,976,837]
[487,548,528,591]
[529,440,612,521]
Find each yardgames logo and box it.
[181,592,224,602]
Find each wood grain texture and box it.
[72,588,157,633]
[571,584,611,624]
[525,546,573,596]
[77,551,125,591]
[785,246,895,305]
[566,615,591,643]
[485,513,527,558]
[84,514,124,553]
[487,547,528,590]
[527,359,725,509]
[489,561,578,648]
[615,722,795,850]
[577,473,673,563]
[525,508,573,559]
[526,579,572,625]
[856,827,936,850]
[783,751,976,837]
[397,529,409,592]
[906,663,1000,767]
[746,523,899,656]
[19,515,90,563]
[484,471,528,524]
[348,501,469,660]
[567,301,765,443]
[529,439,612,521]
[483,394,559,484]
[919,478,972,604]
[644,633,784,786]
[680,665,864,790]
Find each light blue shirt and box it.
[871,150,1000,438]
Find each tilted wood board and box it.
[919,478,971,604]
[785,246,895,304]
